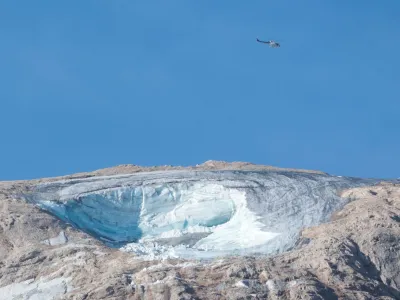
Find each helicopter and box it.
[256,38,280,48]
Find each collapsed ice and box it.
[26,170,376,259]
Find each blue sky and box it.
[1,1,399,180]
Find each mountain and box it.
[0,161,399,299]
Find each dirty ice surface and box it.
[27,170,377,260]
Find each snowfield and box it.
[26,170,376,259]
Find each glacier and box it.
[26,170,378,259]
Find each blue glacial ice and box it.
[26,170,378,259]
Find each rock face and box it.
[0,161,399,299]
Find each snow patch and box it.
[235,280,250,288]
[0,276,71,300]
[41,231,68,246]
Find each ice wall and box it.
[27,170,376,259]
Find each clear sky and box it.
[1,1,399,180]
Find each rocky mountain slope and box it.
[0,161,399,299]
